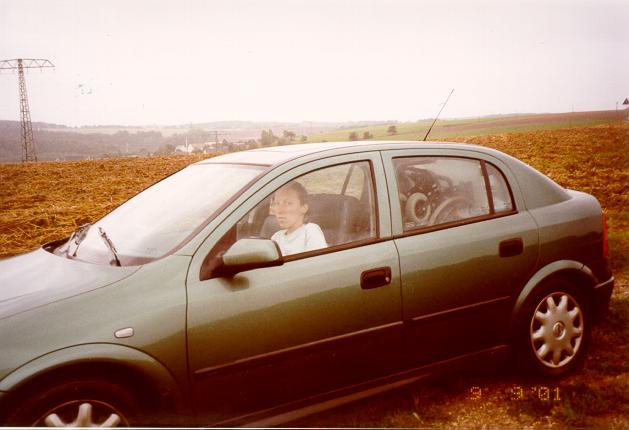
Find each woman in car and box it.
[270,181,327,256]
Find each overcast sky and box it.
[1,0,628,126]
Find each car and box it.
[0,141,614,427]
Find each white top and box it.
[271,223,328,256]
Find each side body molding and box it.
[0,343,187,413]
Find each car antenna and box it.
[422,88,454,141]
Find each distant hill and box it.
[0,121,157,162]
[0,119,382,162]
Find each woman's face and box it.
[272,187,308,233]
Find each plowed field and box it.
[1,123,627,428]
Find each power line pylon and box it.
[0,58,54,162]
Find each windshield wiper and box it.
[58,223,91,258]
[98,227,122,267]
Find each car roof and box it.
[196,140,494,167]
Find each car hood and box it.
[0,248,139,319]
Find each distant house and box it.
[174,144,189,154]
[174,143,212,154]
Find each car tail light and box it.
[602,212,609,258]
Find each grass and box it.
[306,112,622,143]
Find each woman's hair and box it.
[278,181,308,205]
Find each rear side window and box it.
[394,157,490,231]
[393,157,515,232]
[486,163,514,213]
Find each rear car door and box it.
[185,152,404,424]
[382,148,539,366]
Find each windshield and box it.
[62,163,265,265]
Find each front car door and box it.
[185,152,403,424]
[381,148,539,366]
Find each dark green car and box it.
[0,142,614,427]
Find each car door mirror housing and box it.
[216,238,284,277]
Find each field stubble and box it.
[0,123,627,428]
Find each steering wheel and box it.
[405,192,431,226]
[429,196,473,225]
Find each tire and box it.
[6,378,139,427]
[515,278,591,378]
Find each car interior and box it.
[395,158,485,230]
[237,162,375,251]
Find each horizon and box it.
[0,107,621,129]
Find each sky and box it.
[0,0,628,126]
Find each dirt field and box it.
[0,123,627,428]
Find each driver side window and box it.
[394,157,490,231]
[238,160,377,257]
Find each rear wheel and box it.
[7,378,138,427]
[516,278,591,377]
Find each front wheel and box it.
[515,279,591,377]
[6,378,138,427]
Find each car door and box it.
[185,152,404,424]
[381,149,539,367]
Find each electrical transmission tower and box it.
[0,58,54,162]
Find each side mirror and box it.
[215,238,284,277]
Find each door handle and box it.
[360,267,392,290]
[499,238,523,257]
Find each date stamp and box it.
[469,385,563,402]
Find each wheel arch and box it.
[0,343,188,421]
[509,260,597,331]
